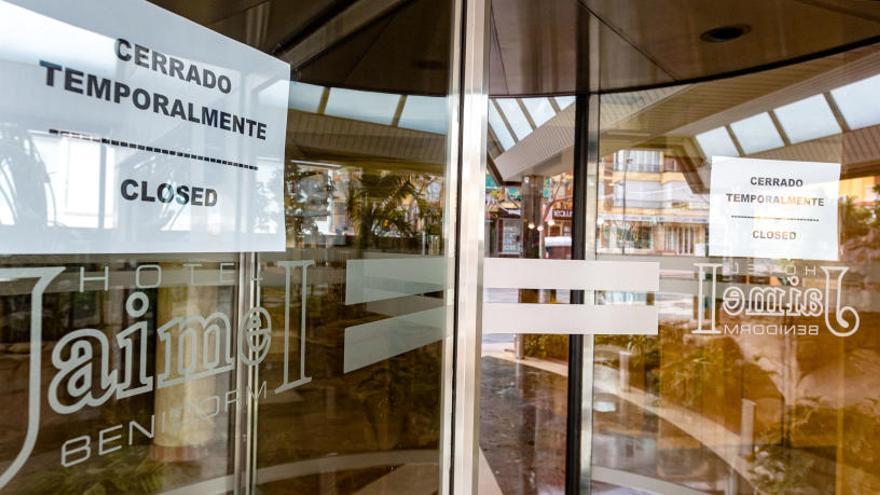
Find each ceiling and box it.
[489,0,880,95]
[152,0,880,95]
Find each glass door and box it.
[588,43,880,495]
[480,95,576,494]
[0,0,461,493]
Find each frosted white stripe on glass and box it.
[482,258,659,335]
[483,303,657,335]
[484,258,659,291]
[345,256,445,305]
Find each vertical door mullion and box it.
[234,252,258,495]
[450,0,490,491]
[578,92,601,493]
[567,10,601,495]
[568,92,603,495]
[439,0,464,490]
[567,91,589,495]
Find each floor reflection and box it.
[591,481,650,494]
[480,354,753,495]
[592,390,751,494]
[480,356,567,495]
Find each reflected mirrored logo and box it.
[695,262,860,337]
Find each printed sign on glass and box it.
[0,0,289,253]
[708,156,840,261]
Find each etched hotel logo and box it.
[694,262,860,337]
[0,261,313,488]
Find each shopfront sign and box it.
[708,156,840,261]
[0,0,289,253]
[552,208,573,220]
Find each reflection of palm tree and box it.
[346,171,419,249]
[0,125,53,227]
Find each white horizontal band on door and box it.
[343,307,444,373]
[365,295,444,318]
[483,258,659,291]
[345,257,446,305]
[482,303,657,335]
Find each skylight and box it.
[495,98,533,140]
[830,73,880,130]
[398,95,448,134]
[521,97,556,127]
[774,95,841,144]
[289,82,325,113]
[730,113,784,154]
[488,103,515,150]
[554,96,575,110]
[696,127,739,158]
[324,88,399,125]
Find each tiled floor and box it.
[479,356,567,495]
[478,352,754,494]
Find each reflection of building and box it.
[485,173,574,258]
[598,149,708,256]
[485,179,523,256]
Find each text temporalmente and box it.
[38,38,268,140]
[725,193,824,206]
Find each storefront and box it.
[1,0,880,494]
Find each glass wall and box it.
[590,44,880,494]
[0,0,458,493]
[5,1,880,494]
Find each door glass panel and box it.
[0,255,240,494]
[590,44,880,494]
[480,93,575,494]
[0,0,458,494]
[0,1,252,491]
[252,1,457,492]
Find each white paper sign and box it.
[0,0,289,254]
[709,156,840,261]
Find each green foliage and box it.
[749,443,822,495]
[346,171,442,248]
[20,448,181,495]
[523,334,568,360]
[839,196,871,242]
[656,338,734,408]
